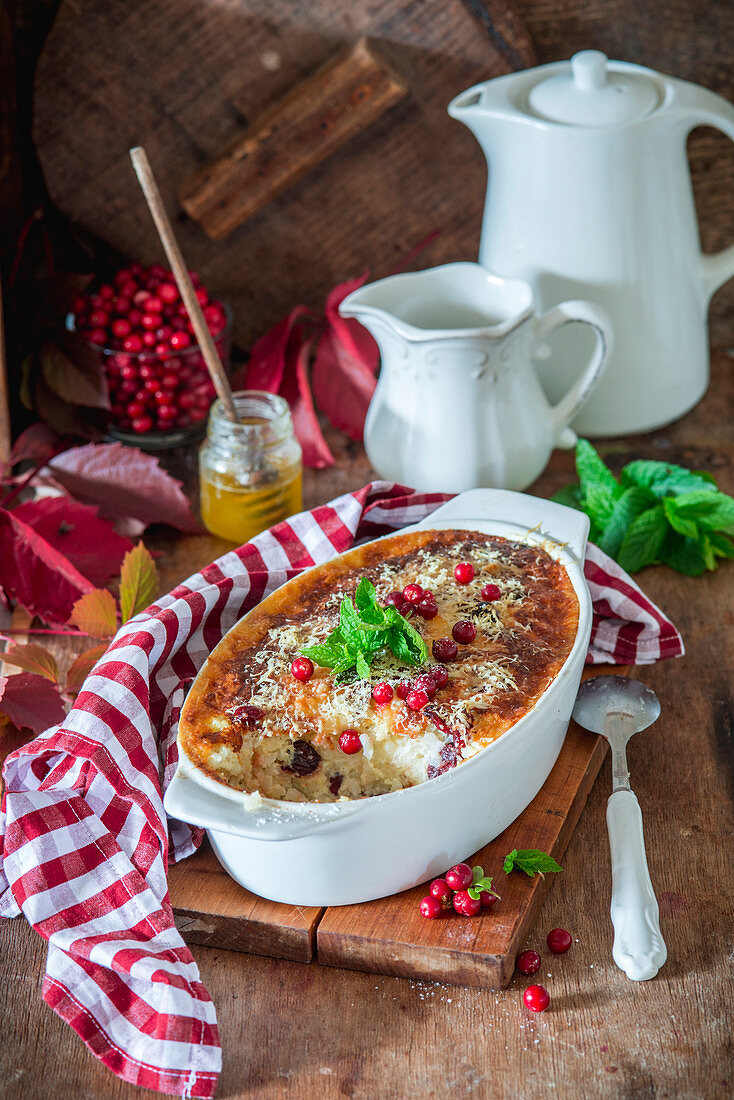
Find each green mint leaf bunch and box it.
[301,576,429,679]
[552,440,734,575]
[503,849,563,879]
[467,864,501,902]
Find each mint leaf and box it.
[552,483,584,510]
[598,486,655,558]
[503,849,563,878]
[301,637,350,668]
[354,577,387,626]
[617,505,668,572]
[387,616,428,666]
[467,866,500,901]
[659,532,706,576]
[708,531,734,559]
[584,485,617,532]
[575,439,618,496]
[663,497,700,540]
[671,491,734,534]
[621,460,719,499]
[355,649,372,678]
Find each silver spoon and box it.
[573,675,667,981]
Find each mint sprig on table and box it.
[503,849,563,879]
[301,577,428,680]
[553,440,734,575]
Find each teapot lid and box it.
[528,51,659,126]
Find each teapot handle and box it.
[532,300,614,447]
[684,105,734,301]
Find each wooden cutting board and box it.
[168,672,613,989]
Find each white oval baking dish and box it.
[164,489,591,906]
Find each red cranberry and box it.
[429,878,452,907]
[432,637,458,662]
[454,562,475,584]
[420,895,442,919]
[523,985,550,1013]
[452,620,477,645]
[516,950,542,975]
[170,331,192,350]
[88,309,109,327]
[111,318,131,338]
[133,289,151,307]
[160,371,179,389]
[123,334,143,353]
[372,681,393,705]
[159,283,179,303]
[406,689,429,711]
[445,863,473,890]
[339,730,362,755]
[413,674,437,699]
[481,583,501,601]
[141,312,162,330]
[131,415,153,433]
[396,681,411,700]
[480,891,499,909]
[402,583,424,605]
[195,286,209,306]
[128,308,143,326]
[142,332,157,347]
[428,665,449,689]
[291,656,314,682]
[98,283,114,299]
[126,400,145,419]
[89,327,108,346]
[547,928,572,955]
[397,600,413,618]
[453,889,481,917]
[416,596,438,619]
[145,296,163,313]
[384,590,404,608]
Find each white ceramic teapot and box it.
[339,263,612,493]
[449,51,734,436]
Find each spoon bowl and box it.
[573,674,660,736]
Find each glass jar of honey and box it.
[199,391,303,543]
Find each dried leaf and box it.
[8,422,61,467]
[0,506,95,626]
[119,542,158,623]
[68,588,118,638]
[34,373,105,440]
[40,336,110,409]
[65,643,109,695]
[0,672,67,734]
[12,496,133,587]
[49,443,201,532]
[0,643,59,683]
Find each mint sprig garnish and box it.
[301,577,428,680]
[467,864,501,902]
[553,440,734,575]
[503,849,563,879]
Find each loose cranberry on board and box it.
[523,985,550,1013]
[429,878,452,907]
[547,928,573,954]
[516,950,542,976]
[420,896,442,919]
[452,889,481,917]
[445,863,473,890]
[480,890,498,909]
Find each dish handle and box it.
[420,488,590,561]
[164,766,370,842]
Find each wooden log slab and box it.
[181,39,408,240]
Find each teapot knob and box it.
[571,50,608,91]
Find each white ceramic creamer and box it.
[449,51,734,436]
[339,262,612,493]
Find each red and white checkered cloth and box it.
[0,483,683,1097]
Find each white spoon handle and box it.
[606,788,667,981]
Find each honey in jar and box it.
[199,391,303,543]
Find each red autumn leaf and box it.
[68,588,119,638]
[311,329,378,442]
[12,497,133,587]
[65,643,109,694]
[0,672,67,734]
[48,443,201,532]
[281,337,334,469]
[0,506,95,626]
[0,642,59,684]
[8,422,62,467]
[323,274,380,372]
[119,542,158,623]
[237,306,312,393]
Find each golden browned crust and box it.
[179,529,579,796]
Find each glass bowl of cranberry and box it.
[70,263,232,451]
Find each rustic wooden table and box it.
[1,349,733,1100]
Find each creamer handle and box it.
[532,300,614,447]
[685,105,734,300]
[607,788,667,981]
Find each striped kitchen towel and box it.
[0,482,683,1097]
